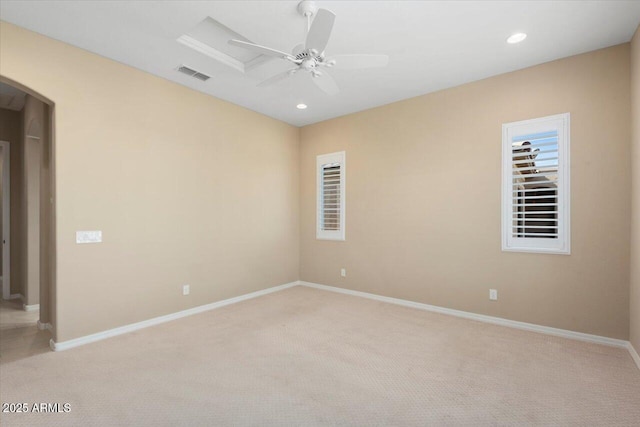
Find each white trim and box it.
[0,141,10,300]
[23,303,40,312]
[50,281,299,351]
[628,342,640,371]
[299,281,628,348]
[37,320,52,331]
[8,293,22,300]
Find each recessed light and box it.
[296,103,308,110]
[507,33,527,44]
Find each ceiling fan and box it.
[228,0,388,95]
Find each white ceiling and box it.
[1,1,639,127]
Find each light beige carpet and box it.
[1,299,51,363]
[0,285,639,426]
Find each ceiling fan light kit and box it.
[228,0,388,95]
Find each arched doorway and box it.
[0,75,56,358]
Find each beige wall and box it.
[0,97,49,312]
[630,26,640,352]
[0,148,2,275]
[0,22,300,342]
[22,94,44,306]
[39,102,53,324]
[0,108,20,147]
[0,109,22,277]
[0,106,25,296]
[301,44,631,339]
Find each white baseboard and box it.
[628,342,640,370]
[23,303,39,312]
[44,279,640,372]
[37,320,52,331]
[50,281,299,352]
[299,281,630,349]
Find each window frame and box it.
[316,151,346,241]
[501,113,570,255]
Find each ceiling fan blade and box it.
[257,69,297,87]
[305,9,335,53]
[327,54,389,69]
[229,39,293,61]
[311,71,339,95]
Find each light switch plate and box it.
[76,230,102,244]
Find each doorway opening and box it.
[0,77,56,362]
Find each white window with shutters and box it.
[502,113,570,254]
[317,151,346,241]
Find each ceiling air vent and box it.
[177,65,211,82]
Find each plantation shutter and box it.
[502,114,570,254]
[511,131,559,239]
[317,151,346,240]
[321,165,341,231]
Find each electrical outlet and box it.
[489,289,498,301]
[340,268,346,277]
[183,285,190,296]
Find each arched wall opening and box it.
[0,74,57,343]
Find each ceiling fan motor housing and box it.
[297,1,318,17]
